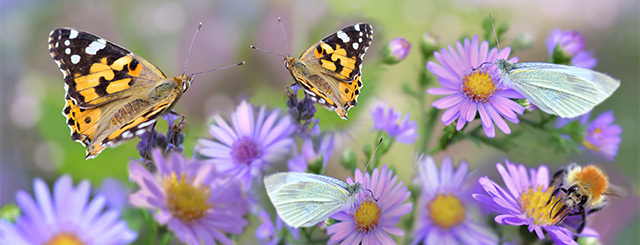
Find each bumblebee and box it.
[547,163,625,233]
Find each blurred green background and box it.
[1,0,638,243]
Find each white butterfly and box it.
[263,172,362,228]
[496,59,620,118]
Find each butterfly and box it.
[49,28,196,159]
[267,23,373,120]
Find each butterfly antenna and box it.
[183,22,203,77]
[250,45,285,59]
[190,61,245,77]
[364,138,384,173]
[277,17,291,57]
[489,15,501,51]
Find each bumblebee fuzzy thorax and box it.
[565,165,609,208]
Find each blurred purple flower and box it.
[427,36,524,138]
[473,160,598,245]
[96,178,129,210]
[326,165,412,244]
[546,29,597,69]
[370,102,418,144]
[412,156,497,245]
[129,150,249,245]
[583,111,621,161]
[255,209,299,244]
[196,100,296,188]
[555,111,621,161]
[287,133,335,172]
[383,38,411,64]
[0,175,136,244]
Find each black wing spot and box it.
[64,106,71,114]
[344,88,349,93]
[84,117,91,124]
[67,118,75,126]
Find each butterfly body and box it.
[49,28,192,159]
[496,59,619,118]
[284,23,373,120]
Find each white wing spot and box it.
[352,42,359,49]
[70,54,81,64]
[354,25,360,31]
[359,32,363,36]
[122,131,133,139]
[64,40,70,46]
[65,48,71,55]
[135,129,147,136]
[85,39,106,55]
[137,120,156,129]
[318,98,326,104]
[358,37,362,43]
[336,31,350,43]
[69,29,79,39]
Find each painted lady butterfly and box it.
[262,23,373,120]
[49,28,207,159]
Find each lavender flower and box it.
[412,156,497,244]
[383,38,411,64]
[427,36,525,138]
[546,29,597,69]
[255,209,299,244]
[370,102,418,144]
[129,150,249,245]
[96,178,129,210]
[287,133,335,172]
[583,111,621,161]
[473,160,598,245]
[196,100,295,188]
[286,84,320,136]
[555,111,621,161]
[0,175,137,244]
[326,165,413,244]
[137,113,185,159]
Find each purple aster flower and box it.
[583,111,621,161]
[196,100,296,188]
[129,150,249,245]
[326,165,413,244]
[255,209,299,244]
[555,111,621,161]
[473,160,598,245]
[383,38,411,64]
[370,102,418,144]
[287,133,335,172]
[412,155,497,245]
[546,29,597,69]
[0,175,137,244]
[427,36,525,138]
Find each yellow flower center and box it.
[462,70,497,103]
[428,194,465,230]
[520,186,568,225]
[164,172,212,223]
[45,232,84,245]
[353,199,381,233]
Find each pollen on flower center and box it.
[231,136,261,165]
[164,173,212,223]
[462,70,498,103]
[520,186,569,226]
[428,194,465,229]
[45,232,84,245]
[353,199,381,233]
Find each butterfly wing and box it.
[50,28,185,159]
[505,63,619,118]
[264,172,353,228]
[292,23,373,119]
[49,28,166,107]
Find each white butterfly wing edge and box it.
[264,172,354,228]
[504,62,620,118]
